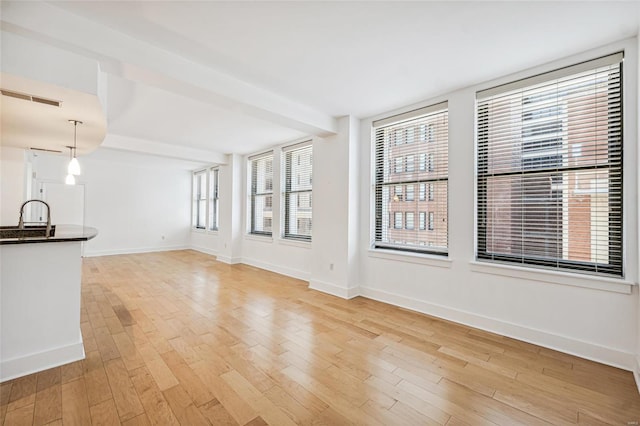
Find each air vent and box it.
[1,89,61,107]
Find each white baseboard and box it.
[242,257,310,281]
[309,279,360,299]
[1,341,85,383]
[190,245,219,257]
[217,255,242,265]
[84,245,188,257]
[359,286,635,371]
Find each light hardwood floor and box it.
[1,250,639,425]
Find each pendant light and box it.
[65,146,76,185]
[67,119,82,176]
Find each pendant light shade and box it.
[65,146,76,185]
[68,120,82,176]
[68,157,81,175]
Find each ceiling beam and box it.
[101,134,227,165]
[1,1,338,136]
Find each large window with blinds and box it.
[192,170,207,229]
[249,152,274,235]
[208,168,219,231]
[476,52,623,276]
[283,142,313,240]
[373,102,449,254]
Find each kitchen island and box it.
[0,224,97,382]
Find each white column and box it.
[309,115,360,298]
[217,153,243,264]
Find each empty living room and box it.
[1,1,640,425]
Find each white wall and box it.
[31,148,193,256]
[357,39,639,370]
[636,28,640,388]
[238,144,313,280]
[0,147,27,226]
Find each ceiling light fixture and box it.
[65,146,76,185]
[68,119,82,176]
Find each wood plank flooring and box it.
[1,250,639,425]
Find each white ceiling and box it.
[2,1,639,158]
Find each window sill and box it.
[469,260,635,294]
[191,228,218,235]
[244,234,273,243]
[278,238,312,249]
[368,248,452,268]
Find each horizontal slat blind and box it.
[208,167,219,231]
[193,170,206,229]
[283,142,313,240]
[250,152,273,235]
[374,104,448,254]
[476,53,623,276]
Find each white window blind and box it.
[374,102,448,254]
[283,142,312,240]
[208,168,219,231]
[250,152,273,235]
[193,170,206,229]
[476,52,623,276]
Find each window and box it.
[419,153,427,171]
[419,212,426,230]
[208,168,219,230]
[192,170,207,229]
[428,183,434,201]
[406,212,414,230]
[406,155,415,172]
[419,183,426,201]
[395,157,403,173]
[428,212,434,231]
[476,52,623,276]
[374,102,449,255]
[394,212,403,229]
[283,142,313,240]
[249,152,274,235]
[394,185,403,201]
[406,184,414,201]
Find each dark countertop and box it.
[0,225,98,245]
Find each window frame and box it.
[475,52,624,277]
[192,169,207,230]
[249,151,274,236]
[372,101,449,256]
[208,167,219,231]
[282,141,313,241]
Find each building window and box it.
[406,212,415,230]
[208,168,219,230]
[283,142,313,240]
[406,155,415,172]
[428,183,434,201]
[419,212,426,230]
[192,170,207,229]
[476,52,623,276]
[418,153,427,171]
[249,152,274,235]
[394,212,403,229]
[406,184,414,201]
[428,212,434,231]
[373,102,449,255]
[419,183,426,201]
[395,157,403,173]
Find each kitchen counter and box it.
[0,224,98,382]
[0,224,98,245]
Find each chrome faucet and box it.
[18,199,52,237]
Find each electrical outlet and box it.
[329,263,334,271]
